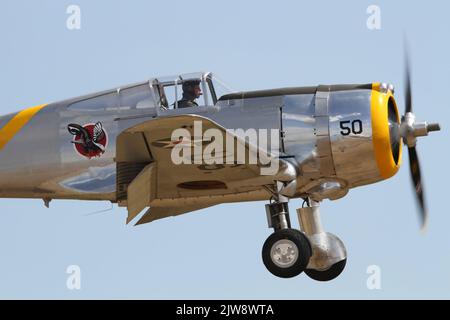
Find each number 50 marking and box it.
[340,119,363,136]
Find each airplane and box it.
[0,64,440,280]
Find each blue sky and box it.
[0,0,448,299]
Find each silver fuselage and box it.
[0,81,396,204]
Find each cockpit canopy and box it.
[153,72,233,109]
[67,71,233,112]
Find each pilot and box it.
[177,80,202,108]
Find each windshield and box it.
[207,74,234,103]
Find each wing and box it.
[116,114,296,225]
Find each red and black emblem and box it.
[67,122,108,159]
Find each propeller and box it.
[400,46,441,232]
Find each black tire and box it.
[262,229,312,278]
[305,259,347,282]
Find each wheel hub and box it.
[270,239,298,268]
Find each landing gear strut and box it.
[297,199,347,281]
[262,197,312,278]
[261,196,347,281]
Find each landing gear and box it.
[305,259,347,282]
[262,228,312,278]
[262,200,312,278]
[261,196,347,281]
[297,199,347,282]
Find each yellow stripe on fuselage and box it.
[0,104,47,150]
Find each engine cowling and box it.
[282,83,402,200]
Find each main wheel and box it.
[305,259,347,282]
[262,229,312,278]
